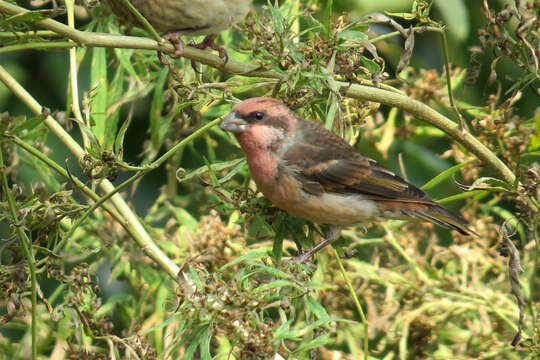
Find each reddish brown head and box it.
[220,97,297,158]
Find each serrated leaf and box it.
[0,11,49,27]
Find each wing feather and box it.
[283,119,426,201]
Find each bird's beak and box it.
[220,112,248,134]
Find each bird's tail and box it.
[408,203,477,236]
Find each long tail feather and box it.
[413,204,477,236]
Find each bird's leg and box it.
[190,35,229,64]
[288,225,343,264]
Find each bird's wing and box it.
[283,120,427,201]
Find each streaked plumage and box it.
[108,0,251,59]
[109,0,251,35]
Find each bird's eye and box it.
[254,112,264,120]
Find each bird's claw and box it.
[157,31,185,65]
[191,35,229,65]
[283,252,316,269]
[162,32,185,59]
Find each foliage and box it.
[0,0,539,359]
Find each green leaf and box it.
[359,56,381,73]
[202,156,220,187]
[338,30,369,42]
[251,280,302,293]
[172,207,198,231]
[150,67,169,151]
[0,11,51,27]
[323,0,334,37]
[248,215,275,241]
[421,159,476,191]
[11,115,44,134]
[113,48,140,81]
[114,118,130,157]
[199,326,212,360]
[384,11,416,21]
[529,110,540,150]
[103,65,124,151]
[305,296,329,320]
[89,26,108,145]
[218,252,268,272]
[435,189,496,204]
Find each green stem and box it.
[0,30,59,38]
[439,30,467,131]
[0,41,73,55]
[0,145,37,360]
[333,249,369,359]
[369,25,440,44]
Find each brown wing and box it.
[284,118,427,202]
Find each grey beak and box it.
[220,112,248,134]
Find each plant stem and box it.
[334,249,369,359]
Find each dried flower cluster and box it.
[243,6,381,109]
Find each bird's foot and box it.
[190,35,229,64]
[163,32,185,58]
[158,31,185,65]
[283,252,316,269]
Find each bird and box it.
[219,97,476,264]
[108,0,252,60]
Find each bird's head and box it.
[220,97,297,156]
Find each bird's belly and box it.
[284,193,382,225]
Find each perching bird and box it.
[108,0,252,60]
[220,97,476,263]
